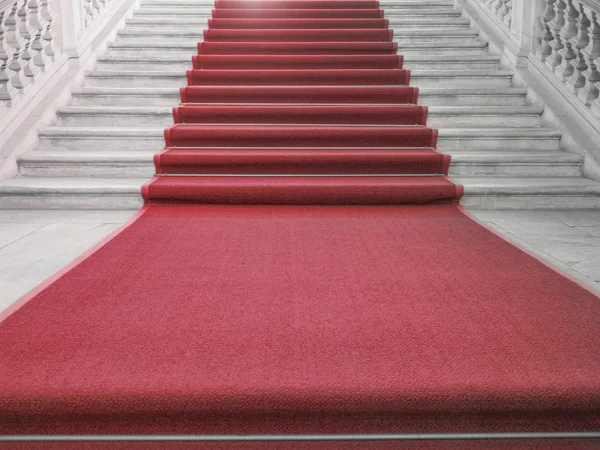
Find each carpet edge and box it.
[0,206,151,325]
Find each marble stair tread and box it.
[455,176,600,194]
[118,28,479,37]
[38,126,561,139]
[0,177,147,194]
[129,16,470,25]
[449,151,582,163]
[83,69,514,79]
[97,54,500,64]
[18,151,157,163]
[71,86,527,98]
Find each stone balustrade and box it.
[534,0,600,118]
[0,0,117,115]
[477,0,514,30]
[463,0,600,124]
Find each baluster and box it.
[84,0,95,26]
[539,23,555,61]
[557,42,577,79]
[501,0,512,28]
[39,0,50,22]
[590,12,600,60]
[42,19,54,60]
[582,60,600,107]
[31,30,45,70]
[8,50,25,90]
[563,0,579,39]
[5,3,24,51]
[0,13,14,105]
[573,5,590,50]
[544,0,558,22]
[18,0,30,42]
[547,30,564,70]
[20,39,33,78]
[28,0,47,70]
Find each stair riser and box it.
[460,194,600,209]
[0,195,144,210]
[3,191,597,211]
[19,164,155,178]
[58,113,173,127]
[57,113,541,128]
[70,94,180,106]
[18,161,581,178]
[37,137,165,152]
[127,19,471,29]
[69,93,527,107]
[84,75,512,89]
[421,94,526,107]
[37,136,560,152]
[439,136,561,151]
[120,33,481,47]
[107,45,490,57]
[96,59,499,71]
[449,164,581,177]
[429,115,542,128]
[85,76,185,88]
[140,6,461,14]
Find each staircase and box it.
[1,0,599,209]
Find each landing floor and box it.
[1,209,599,313]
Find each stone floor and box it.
[1,208,599,313]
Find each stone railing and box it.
[535,0,600,118]
[460,0,600,124]
[0,0,135,178]
[0,0,127,118]
[476,0,515,31]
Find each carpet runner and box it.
[1,0,600,446]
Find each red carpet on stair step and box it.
[197,41,398,54]
[155,149,450,175]
[187,68,410,85]
[192,54,403,69]
[144,177,461,205]
[181,86,418,104]
[173,105,425,125]
[208,18,389,28]
[165,125,437,148]
[203,29,393,41]
[212,8,385,18]
[1,0,599,445]
[214,0,380,9]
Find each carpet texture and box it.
[1,0,599,445]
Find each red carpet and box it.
[1,0,599,446]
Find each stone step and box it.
[18,151,156,178]
[117,28,481,46]
[455,176,600,209]
[96,53,501,71]
[131,12,469,23]
[17,150,583,178]
[448,152,583,176]
[1,175,598,210]
[126,16,471,28]
[139,0,458,11]
[70,87,528,107]
[439,128,562,151]
[0,177,146,209]
[55,105,543,128]
[108,40,490,57]
[83,69,514,89]
[136,7,462,18]
[37,127,561,152]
